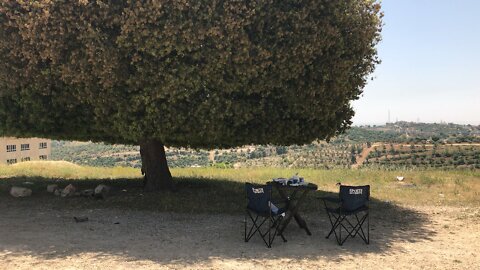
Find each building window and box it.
[6,145,16,152]
[21,144,30,151]
[21,157,31,162]
[39,142,47,149]
[6,159,17,165]
[39,155,48,160]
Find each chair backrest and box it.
[245,183,272,214]
[339,185,370,212]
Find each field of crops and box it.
[364,143,480,169]
[49,123,480,170]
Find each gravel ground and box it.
[0,203,479,269]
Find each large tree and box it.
[0,0,382,191]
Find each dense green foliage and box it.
[0,0,382,148]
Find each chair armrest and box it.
[320,197,342,203]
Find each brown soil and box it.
[0,204,479,269]
[352,143,380,168]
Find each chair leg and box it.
[245,212,268,243]
[323,200,370,245]
[256,218,271,247]
[339,216,357,245]
[367,211,370,244]
[267,216,282,247]
[344,215,363,239]
[246,212,288,248]
[244,210,248,242]
[245,212,259,242]
[326,212,342,239]
[352,212,369,244]
[279,233,287,242]
[273,216,287,243]
[245,211,276,248]
[331,215,346,245]
[357,214,369,244]
[268,217,272,248]
[338,218,342,245]
[335,212,369,245]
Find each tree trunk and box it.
[139,139,175,191]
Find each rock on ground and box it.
[47,184,59,193]
[61,184,76,197]
[10,186,32,198]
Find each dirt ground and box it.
[0,203,479,270]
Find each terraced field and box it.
[362,143,480,169]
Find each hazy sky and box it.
[352,0,480,125]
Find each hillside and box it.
[50,122,480,170]
[342,122,480,143]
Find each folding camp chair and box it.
[321,185,370,245]
[244,183,287,248]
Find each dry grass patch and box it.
[0,161,140,179]
[0,162,478,213]
[172,167,480,207]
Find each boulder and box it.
[47,184,59,193]
[10,186,32,197]
[61,184,76,197]
[94,184,110,199]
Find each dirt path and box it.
[209,150,215,162]
[352,143,379,169]
[0,203,478,269]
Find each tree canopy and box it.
[0,0,382,149]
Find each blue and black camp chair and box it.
[321,185,370,245]
[244,183,287,248]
